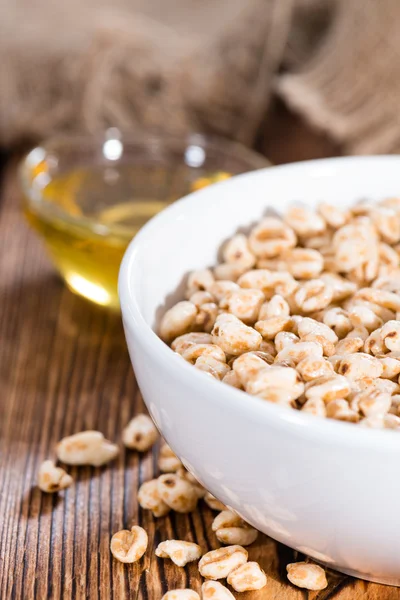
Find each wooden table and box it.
[1,109,399,599]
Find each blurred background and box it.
[3,0,399,160]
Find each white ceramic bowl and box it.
[119,156,400,585]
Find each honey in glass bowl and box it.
[20,131,269,310]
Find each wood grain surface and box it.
[1,125,400,599]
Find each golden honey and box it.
[25,163,231,310]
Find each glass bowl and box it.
[19,130,269,310]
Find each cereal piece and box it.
[158,443,182,472]
[186,269,215,298]
[348,304,383,332]
[297,356,334,382]
[161,590,200,600]
[227,562,267,592]
[220,288,265,324]
[212,510,258,546]
[295,279,333,313]
[384,414,400,429]
[298,318,338,344]
[246,366,304,403]
[204,493,227,511]
[122,414,158,452]
[323,308,352,339]
[355,389,391,417]
[333,220,377,273]
[194,303,219,333]
[355,288,400,312]
[232,352,272,386]
[195,356,230,380]
[301,397,327,417]
[274,331,299,353]
[337,353,383,380]
[208,281,239,302]
[202,581,236,600]
[286,562,327,591]
[214,263,248,282]
[276,341,323,365]
[258,294,290,320]
[335,337,364,355]
[364,328,386,356]
[305,375,351,403]
[380,320,400,351]
[138,479,170,517]
[171,332,213,354]
[198,546,248,580]
[255,317,294,340]
[176,468,206,498]
[326,399,360,422]
[160,301,198,342]
[371,206,400,244]
[284,205,326,237]
[379,356,400,379]
[158,473,199,513]
[283,248,324,279]
[56,431,119,466]
[249,216,296,258]
[222,370,242,389]
[320,273,357,302]
[189,291,215,307]
[110,526,148,564]
[318,202,349,229]
[238,270,298,299]
[37,460,73,493]
[222,233,256,269]
[155,540,202,567]
[212,313,262,356]
[182,344,226,364]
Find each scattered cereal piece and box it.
[56,431,119,466]
[158,443,183,472]
[198,546,248,580]
[122,414,158,452]
[201,581,236,599]
[110,526,148,563]
[138,479,170,517]
[286,562,328,591]
[227,561,267,592]
[37,460,73,493]
[204,492,227,511]
[155,540,202,567]
[158,473,199,513]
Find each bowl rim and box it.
[119,155,400,451]
[18,131,269,240]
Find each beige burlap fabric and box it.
[1,0,400,153]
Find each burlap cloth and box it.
[1,0,399,154]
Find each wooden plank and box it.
[1,137,399,599]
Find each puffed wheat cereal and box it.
[138,479,170,517]
[201,581,236,600]
[227,562,267,592]
[204,492,227,511]
[158,473,199,513]
[37,460,73,493]
[122,414,158,452]
[158,443,183,472]
[56,431,119,466]
[198,545,248,580]
[110,526,148,563]
[155,540,202,567]
[286,562,328,591]
[162,196,400,431]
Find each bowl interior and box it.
[122,156,400,330]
